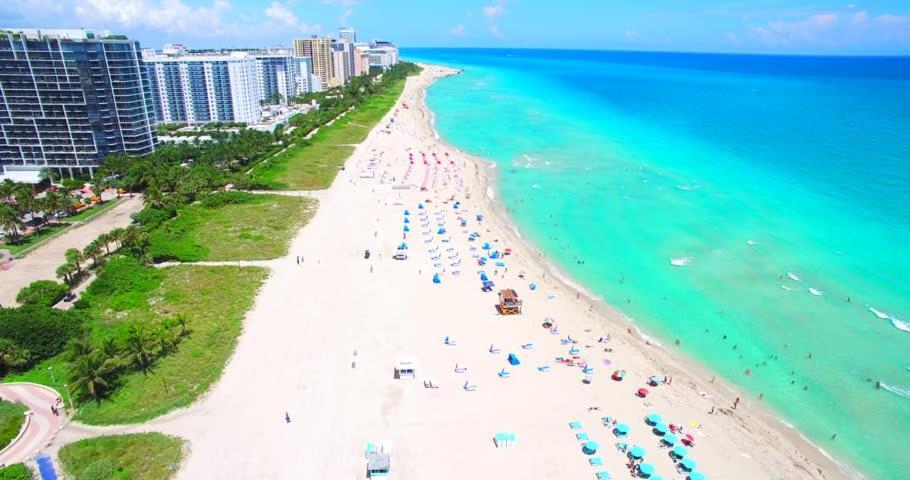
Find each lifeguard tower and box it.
[395,356,416,379]
[497,289,523,315]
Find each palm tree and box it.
[70,351,117,400]
[65,248,84,273]
[100,337,121,367]
[83,239,104,267]
[56,262,76,285]
[0,205,24,243]
[172,314,190,338]
[0,179,16,204]
[153,323,174,355]
[125,323,154,372]
[0,339,30,375]
[96,232,112,255]
[107,228,125,252]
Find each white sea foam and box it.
[780,285,792,291]
[881,383,910,399]
[808,288,823,296]
[787,272,801,281]
[892,319,910,333]
[746,240,757,246]
[869,307,891,320]
[531,184,541,189]
[670,257,692,267]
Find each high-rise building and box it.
[144,52,261,124]
[367,41,400,70]
[0,28,157,178]
[293,37,339,88]
[339,28,357,44]
[353,44,371,76]
[255,55,298,104]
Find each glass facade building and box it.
[0,28,156,176]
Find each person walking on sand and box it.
[733,397,740,409]
[285,412,291,423]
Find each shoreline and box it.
[414,62,857,480]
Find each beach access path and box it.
[0,195,143,307]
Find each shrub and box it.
[84,257,163,311]
[132,206,175,229]
[199,191,255,208]
[73,298,91,310]
[77,459,115,480]
[0,463,32,480]
[16,280,69,307]
[0,306,84,367]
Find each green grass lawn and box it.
[58,433,185,480]
[148,192,316,262]
[64,198,121,223]
[0,400,27,451]
[6,259,268,425]
[251,79,406,190]
[0,463,32,480]
[0,223,68,256]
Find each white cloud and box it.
[876,13,909,25]
[749,12,839,46]
[489,25,503,37]
[747,10,910,48]
[450,24,466,36]
[339,8,353,25]
[482,5,505,18]
[74,0,233,35]
[264,2,319,33]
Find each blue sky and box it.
[1,0,908,54]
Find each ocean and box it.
[402,48,910,478]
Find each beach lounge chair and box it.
[489,344,501,354]
[583,366,595,374]
[507,353,521,366]
[569,421,583,430]
[596,471,612,480]
[589,457,604,467]
[463,380,476,391]
[615,442,629,453]
[537,364,550,372]
[455,363,467,373]
[498,368,510,378]
[444,336,456,346]
[576,432,590,441]
[521,342,534,349]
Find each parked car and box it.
[392,254,407,261]
[63,292,76,302]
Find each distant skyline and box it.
[1,0,909,55]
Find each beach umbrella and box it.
[404,217,410,223]
[637,388,650,398]
[482,242,491,250]
[662,434,678,446]
[613,424,629,436]
[601,359,612,366]
[649,477,663,480]
[612,370,625,381]
[671,445,688,459]
[638,463,655,477]
[480,273,489,281]
[404,210,410,215]
[680,458,696,471]
[437,228,446,234]
[419,203,424,209]
[432,273,441,284]
[404,225,410,232]
[629,445,646,459]
[645,413,662,425]
[653,423,668,436]
[582,441,599,454]
[687,473,706,480]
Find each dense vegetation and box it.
[0,306,83,373]
[15,280,69,307]
[0,464,31,480]
[0,400,27,450]
[59,433,184,480]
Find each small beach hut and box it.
[433,273,441,284]
[404,217,410,223]
[395,356,417,379]
[404,210,410,215]
[366,451,390,478]
[497,289,523,315]
[403,225,410,232]
[507,353,521,365]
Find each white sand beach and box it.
[65,64,849,480]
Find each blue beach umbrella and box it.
[629,446,646,459]
[638,463,655,477]
[480,273,489,281]
[437,228,446,234]
[645,413,662,425]
[404,210,410,215]
[432,273,441,284]
[418,203,424,209]
[404,217,410,223]
[687,473,706,480]
[404,225,410,232]
[662,434,678,446]
[671,445,688,459]
[649,477,664,480]
[680,458,697,471]
[582,441,599,454]
[613,424,630,436]
[653,423,668,436]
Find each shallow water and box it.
[404,48,910,478]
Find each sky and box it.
[1,0,909,55]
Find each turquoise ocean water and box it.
[403,49,910,478]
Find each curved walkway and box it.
[0,383,66,466]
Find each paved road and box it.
[0,384,65,466]
[0,195,143,307]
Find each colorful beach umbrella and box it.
[404,217,410,223]
[613,424,629,436]
[653,423,668,436]
[672,445,688,458]
[645,413,662,425]
[638,463,655,477]
[662,434,678,446]
[403,225,410,232]
[680,458,697,471]
[582,441,599,454]
[404,210,410,215]
[629,446,646,459]
[687,473,706,480]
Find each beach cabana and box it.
[366,451,390,478]
[582,441,599,454]
[404,210,410,215]
[679,458,696,472]
[404,217,410,223]
[397,242,408,250]
[507,353,521,365]
[629,445,646,459]
[497,289,523,315]
[394,356,417,380]
[645,413,662,426]
[638,463,655,478]
[480,273,489,281]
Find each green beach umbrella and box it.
[629,445,646,459]
[680,458,697,471]
[638,463,656,476]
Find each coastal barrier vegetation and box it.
[59,433,185,480]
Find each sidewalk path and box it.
[0,384,65,466]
